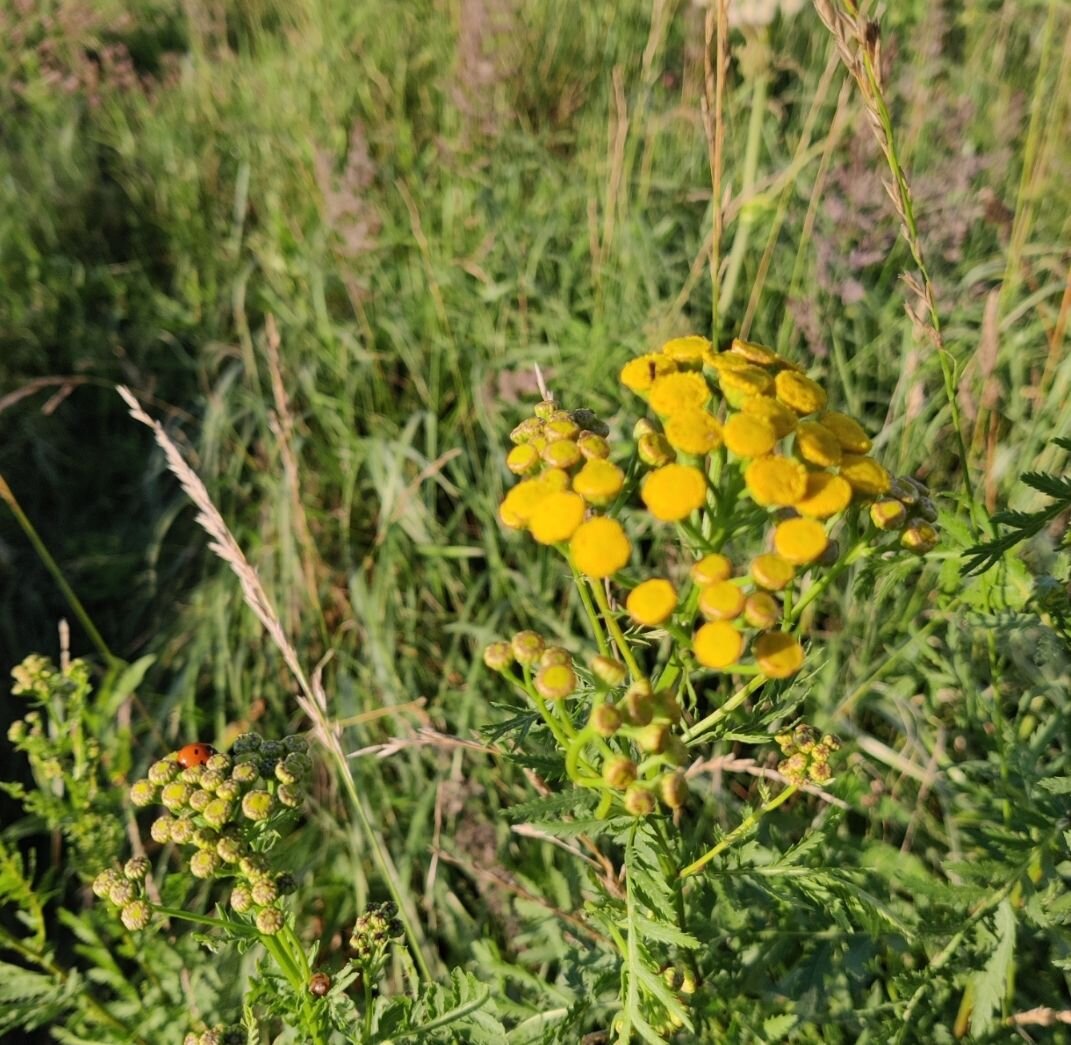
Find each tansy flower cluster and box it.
[775,725,841,787]
[182,1027,245,1045]
[96,732,310,936]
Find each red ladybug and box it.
[174,743,217,768]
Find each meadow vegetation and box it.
[1,0,1070,1041]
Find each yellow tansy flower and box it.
[691,553,733,585]
[620,353,677,393]
[664,409,723,456]
[641,463,707,522]
[541,468,571,492]
[754,632,805,679]
[529,491,587,545]
[535,663,577,700]
[741,395,798,438]
[744,592,779,629]
[693,621,744,669]
[794,472,852,518]
[699,581,745,621]
[570,517,631,578]
[773,518,829,565]
[626,579,678,626]
[744,456,808,507]
[795,421,842,468]
[573,458,625,507]
[728,337,779,367]
[499,478,553,529]
[708,352,752,374]
[545,417,580,441]
[775,370,828,415]
[821,411,873,454]
[723,414,777,458]
[638,432,676,467]
[661,335,710,368]
[578,432,610,460]
[542,439,582,470]
[648,371,711,416]
[839,454,891,499]
[506,444,541,476]
[750,553,796,591]
[717,363,774,405]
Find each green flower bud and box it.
[808,761,832,785]
[637,432,675,467]
[192,827,219,850]
[282,734,308,756]
[603,757,637,790]
[148,759,180,786]
[589,703,622,737]
[260,739,285,762]
[184,1034,200,1045]
[275,872,297,896]
[511,630,545,666]
[120,899,151,932]
[188,789,212,813]
[510,417,544,444]
[129,779,157,813]
[680,968,697,995]
[190,850,220,879]
[109,879,137,906]
[533,400,557,421]
[199,769,225,793]
[624,786,655,817]
[901,521,938,555]
[662,965,683,990]
[243,792,274,826]
[659,771,689,810]
[180,765,205,786]
[793,725,820,753]
[577,432,611,459]
[251,879,278,906]
[256,907,284,935]
[230,885,253,914]
[275,761,299,786]
[160,782,191,813]
[231,762,260,786]
[7,720,26,743]
[916,497,938,523]
[231,732,262,755]
[652,689,683,725]
[216,836,245,863]
[870,499,908,531]
[240,855,270,880]
[170,817,195,844]
[277,784,304,809]
[534,663,576,701]
[633,418,658,439]
[779,753,808,785]
[635,722,669,754]
[624,680,654,726]
[215,779,241,802]
[203,799,235,828]
[124,857,150,881]
[93,868,121,899]
[205,753,232,774]
[150,815,175,844]
[539,646,571,668]
[482,641,514,672]
[888,477,919,506]
[662,735,689,766]
[591,655,627,687]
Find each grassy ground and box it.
[2,0,1070,1041]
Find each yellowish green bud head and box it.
[533,400,557,421]
[635,722,670,754]
[603,756,637,790]
[241,790,274,822]
[901,521,939,554]
[793,725,821,753]
[624,681,654,726]
[659,770,689,810]
[779,752,808,785]
[535,663,576,701]
[148,759,180,786]
[541,438,582,470]
[277,783,304,808]
[624,785,656,817]
[577,432,610,459]
[633,417,658,439]
[130,780,157,808]
[230,885,253,914]
[637,432,676,467]
[190,850,220,879]
[109,879,137,906]
[590,703,622,737]
[506,443,541,475]
[120,900,151,932]
[170,817,195,844]
[540,645,571,668]
[188,789,212,813]
[808,761,833,785]
[511,630,545,666]
[545,417,580,441]
[591,655,627,687]
[744,592,780,630]
[256,908,285,935]
[149,815,173,844]
[161,781,191,812]
[251,879,279,906]
[663,965,683,990]
[870,498,908,531]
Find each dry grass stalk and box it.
[702,0,730,340]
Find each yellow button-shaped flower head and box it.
[545,417,580,441]
[620,353,676,393]
[506,443,541,476]
[773,518,829,565]
[573,458,625,507]
[626,579,678,626]
[499,477,553,529]
[742,395,798,439]
[754,632,805,678]
[744,456,808,507]
[744,592,780,629]
[750,553,796,591]
[775,370,828,415]
[724,414,777,458]
[717,363,774,406]
[641,463,707,522]
[664,408,723,456]
[529,491,587,545]
[542,439,582,470]
[795,421,842,468]
[661,335,710,368]
[691,553,733,585]
[699,580,745,621]
[840,454,891,499]
[578,432,611,460]
[540,468,571,492]
[570,517,631,578]
[693,621,744,669]
[648,371,711,416]
[535,663,577,700]
[794,472,852,518]
[821,411,872,454]
[729,337,779,367]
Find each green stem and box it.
[0,476,118,667]
[589,580,644,680]
[679,784,799,878]
[569,556,610,656]
[682,675,766,745]
[263,932,328,1045]
[786,538,869,627]
[150,905,259,936]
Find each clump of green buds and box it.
[872,475,940,555]
[182,1025,245,1045]
[97,732,312,935]
[349,901,403,964]
[775,725,840,786]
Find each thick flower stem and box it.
[569,556,611,657]
[589,580,644,681]
[679,784,799,878]
[682,674,765,745]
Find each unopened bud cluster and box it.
[182,1026,244,1045]
[775,725,840,786]
[349,901,403,963]
[97,733,310,935]
[870,475,940,555]
[91,857,154,932]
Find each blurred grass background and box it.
[1,0,1070,1034]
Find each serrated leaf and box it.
[762,1013,799,1041]
[519,816,631,839]
[628,912,700,950]
[970,900,1016,1036]
[505,790,596,822]
[1037,776,1071,795]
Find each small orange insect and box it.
[174,743,217,768]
